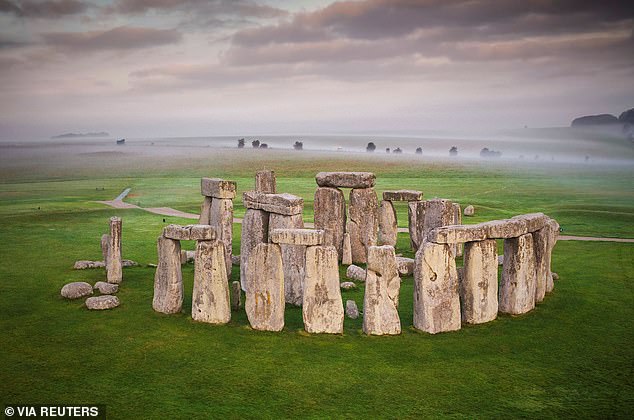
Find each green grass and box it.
[0,150,633,418]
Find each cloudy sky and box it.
[1,0,632,140]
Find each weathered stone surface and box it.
[86,295,119,310]
[74,260,105,269]
[255,170,276,193]
[122,259,138,267]
[460,240,498,324]
[94,281,118,294]
[346,300,359,319]
[231,255,240,266]
[269,228,324,246]
[428,224,487,244]
[340,281,356,290]
[413,241,461,334]
[315,171,375,189]
[499,233,537,315]
[101,233,110,266]
[198,196,212,224]
[498,255,504,265]
[423,199,455,241]
[408,200,425,250]
[106,217,122,284]
[231,281,241,311]
[61,282,93,299]
[545,218,560,293]
[346,264,366,282]
[464,205,475,216]
[240,209,269,291]
[395,256,415,276]
[152,235,183,314]
[552,272,559,281]
[482,218,528,239]
[348,187,378,263]
[378,200,398,247]
[313,187,346,259]
[532,227,550,303]
[269,213,305,306]
[342,232,352,265]
[201,177,237,199]
[245,243,285,331]
[210,197,234,279]
[192,240,231,324]
[180,250,196,265]
[363,246,401,335]
[303,245,344,334]
[382,190,423,202]
[243,191,303,215]
[452,203,463,257]
[512,213,549,233]
[163,224,216,241]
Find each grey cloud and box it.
[0,0,88,17]
[108,0,287,18]
[42,26,182,52]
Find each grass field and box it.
[0,144,633,418]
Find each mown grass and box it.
[0,150,633,418]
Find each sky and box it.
[0,0,633,140]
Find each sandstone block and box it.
[303,245,344,334]
[348,187,378,263]
[74,260,105,269]
[395,256,415,276]
[86,295,120,310]
[269,228,324,246]
[346,300,359,319]
[512,213,549,233]
[427,224,487,244]
[201,177,237,199]
[210,197,234,279]
[315,171,375,189]
[378,200,398,247]
[106,217,122,284]
[231,281,242,311]
[499,233,537,315]
[346,264,366,282]
[243,191,303,215]
[460,239,498,324]
[192,240,231,324]
[61,282,93,299]
[482,218,528,239]
[452,202,463,257]
[464,205,475,216]
[94,281,118,294]
[342,232,352,265]
[255,170,276,193]
[545,218,560,293]
[101,233,110,266]
[163,224,216,241]
[240,209,269,291]
[245,243,285,331]
[313,187,346,258]
[382,190,423,202]
[413,241,461,334]
[269,213,305,306]
[408,200,425,250]
[340,281,356,290]
[198,196,212,224]
[152,235,183,314]
[363,245,401,335]
[423,199,455,240]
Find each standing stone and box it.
[532,227,550,303]
[460,240,498,324]
[269,213,305,306]
[303,246,344,334]
[210,197,234,280]
[153,235,183,314]
[198,196,212,225]
[422,199,455,242]
[452,203,463,257]
[348,188,378,264]
[255,170,276,193]
[413,241,461,334]
[378,200,398,247]
[408,200,425,250]
[231,281,242,311]
[106,217,123,284]
[100,234,110,267]
[346,300,359,319]
[313,187,346,259]
[499,233,537,315]
[245,243,285,332]
[315,171,375,189]
[240,209,269,291]
[545,219,559,293]
[342,232,352,265]
[362,246,401,335]
[192,241,231,324]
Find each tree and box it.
[293,141,303,151]
[480,147,501,158]
[260,143,268,149]
[415,147,422,154]
[449,146,458,156]
[393,147,403,154]
[385,148,390,153]
[237,138,245,148]
[252,140,260,148]
[366,142,376,152]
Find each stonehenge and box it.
[255,169,276,193]
[192,240,231,324]
[363,246,401,335]
[245,243,285,331]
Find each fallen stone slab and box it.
[94,281,118,294]
[346,300,359,319]
[163,224,217,241]
[340,281,356,290]
[86,295,120,310]
[61,282,93,299]
[464,205,475,216]
[315,171,376,189]
[74,260,105,269]
[201,178,237,199]
[255,170,276,193]
[395,256,415,276]
[382,190,423,202]
[303,245,344,334]
[346,264,366,282]
[243,191,303,215]
[269,228,325,246]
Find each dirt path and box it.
[97,189,634,243]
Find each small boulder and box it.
[61,282,93,299]
[498,255,504,266]
[122,259,139,267]
[94,281,119,294]
[340,281,356,290]
[464,205,475,216]
[552,272,559,281]
[346,300,359,319]
[86,295,120,310]
[231,255,241,266]
[73,260,105,270]
[346,264,366,282]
